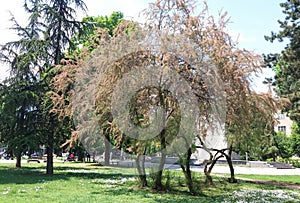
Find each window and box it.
[278,126,286,133]
[277,114,286,119]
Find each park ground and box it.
[0,160,300,202]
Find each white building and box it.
[274,112,293,137]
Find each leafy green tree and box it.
[265,0,300,125]
[70,11,123,55]
[273,132,293,158]
[290,122,300,157]
[231,94,276,161]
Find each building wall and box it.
[274,113,293,137]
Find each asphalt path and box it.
[1,159,300,175]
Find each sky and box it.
[0,0,287,92]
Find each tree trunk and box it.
[205,152,224,185]
[226,146,237,183]
[104,134,110,165]
[204,161,213,185]
[153,130,167,190]
[46,112,57,176]
[153,151,166,190]
[141,153,146,181]
[179,148,195,194]
[184,170,194,195]
[15,152,22,168]
[197,136,214,185]
[136,154,147,187]
[272,152,276,162]
[46,129,54,175]
[16,109,24,168]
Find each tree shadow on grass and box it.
[1,164,294,202]
[95,185,227,203]
[0,164,136,185]
[94,176,300,203]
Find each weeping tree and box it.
[143,0,279,186]
[52,19,209,192]
[50,0,279,194]
[51,12,124,166]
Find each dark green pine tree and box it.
[25,0,88,64]
[0,78,41,168]
[24,0,88,175]
[265,0,300,124]
[0,14,47,168]
[0,0,88,173]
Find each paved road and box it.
[201,165,300,175]
[148,163,300,175]
[164,164,300,175]
[1,159,300,175]
[117,161,300,175]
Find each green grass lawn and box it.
[235,174,300,184]
[0,162,299,203]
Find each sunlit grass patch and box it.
[235,174,300,184]
[0,163,299,203]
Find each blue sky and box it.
[0,0,287,92]
[207,0,285,54]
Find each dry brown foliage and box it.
[51,0,279,153]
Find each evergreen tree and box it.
[0,0,87,173]
[0,14,47,168]
[0,78,41,168]
[26,0,88,175]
